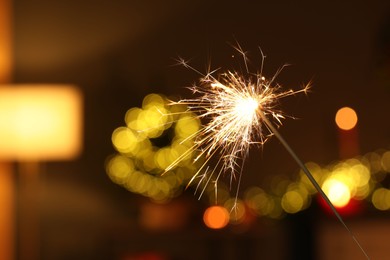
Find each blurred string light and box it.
[244,149,390,218]
[200,149,390,222]
[106,93,203,202]
[107,93,390,221]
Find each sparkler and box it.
[166,43,369,259]
[167,55,309,196]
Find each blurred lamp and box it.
[0,84,83,260]
[0,85,83,161]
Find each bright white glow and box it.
[234,97,258,123]
[322,179,351,208]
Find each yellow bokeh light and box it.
[124,170,142,192]
[203,206,230,229]
[281,190,304,213]
[142,93,166,110]
[175,167,192,184]
[154,179,171,201]
[299,162,323,194]
[207,183,230,205]
[335,106,358,131]
[125,107,143,130]
[141,150,157,172]
[381,151,390,172]
[145,182,160,200]
[141,109,165,138]
[286,182,310,210]
[354,184,371,200]
[154,147,172,170]
[245,187,274,217]
[322,179,351,207]
[106,155,134,184]
[224,198,246,223]
[170,141,192,165]
[107,93,203,201]
[112,127,140,154]
[350,164,370,188]
[324,161,371,201]
[175,116,200,138]
[371,188,390,211]
[268,199,284,219]
[365,151,382,174]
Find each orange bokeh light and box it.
[203,206,229,229]
[335,107,358,131]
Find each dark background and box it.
[11,0,390,259]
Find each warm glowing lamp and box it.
[0,84,83,260]
[0,85,83,160]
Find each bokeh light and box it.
[243,149,390,217]
[381,151,390,172]
[108,93,390,217]
[224,198,246,224]
[281,190,304,213]
[281,182,310,213]
[322,178,351,208]
[245,187,275,217]
[335,106,358,130]
[106,93,201,201]
[372,188,390,211]
[203,206,230,229]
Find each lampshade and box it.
[0,85,83,161]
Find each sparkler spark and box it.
[165,44,369,259]
[166,48,309,195]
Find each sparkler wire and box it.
[258,110,370,260]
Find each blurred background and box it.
[1,0,390,259]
